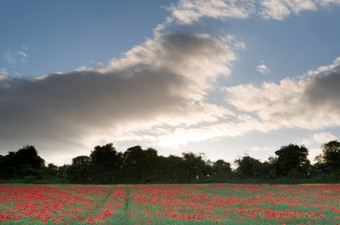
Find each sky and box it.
[1,0,340,166]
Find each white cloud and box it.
[301,132,336,147]
[75,66,92,72]
[3,48,29,66]
[256,64,270,74]
[318,0,340,6]
[169,0,255,25]
[17,51,28,58]
[154,115,281,148]
[225,57,340,131]
[166,0,340,24]
[300,132,337,162]
[301,138,315,147]
[260,0,317,20]
[89,60,105,68]
[0,68,8,76]
[312,132,337,143]
[3,51,16,65]
[250,146,276,152]
[143,56,340,149]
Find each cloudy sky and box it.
[1,0,340,165]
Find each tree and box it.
[0,154,7,179]
[274,144,310,177]
[210,159,232,182]
[122,146,160,183]
[0,145,45,179]
[162,155,185,183]
[235,155,263,178]
[318,140,340,171]
[212,160,232,176]
[182,152,210,182]
[90,143,122,184]
[14,145,45,170]
[46,163,58,177]
[65,156,92,183]
[143,148,160,182]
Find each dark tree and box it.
[65,156,92,183]
[122,146,159,183]
[212,160,232,176]
[57,164,70,180]
[318,140,340,171]
[0,145,45,179]
[274,144,310,177]
[46,163,58,177]
[210,159,232,182]
[235,155,263,178]
[90,143,122,184]
[143,148,160,182]
[0,154,7,179]
[182,152,209,182]
[14,145,45,170]
[162,155,186,183]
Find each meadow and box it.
[0,184,339,225]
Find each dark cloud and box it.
[305,69,340,107]
[0,33,235,163]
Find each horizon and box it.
[0,140,334,168]
[1,0,340,166]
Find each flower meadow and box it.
[0,184,339,224]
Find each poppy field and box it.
[0,184,339,224]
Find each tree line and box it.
[0,141,340,184]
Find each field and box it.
[0,184,339,225]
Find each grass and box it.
[0,183,339,224]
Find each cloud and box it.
[3,48,29,66]
[17,51,28,58]
[0,68,8,76]
[168,0,255,25]
[0,33,238,163]
[300,132,337,162]
[3,51,16,65]
[256,64,270,74]
[154,115,281,148]
[260,0,317,20]
[319,0,340,6]
[2,0,339,164]
[301,132,337,147]
[167,0,340,24]
[250,146,276,152]
[312,132,337,144]
[225,56,340,130]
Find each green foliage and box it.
[0,145,45,180]
[65,156,92,183]
[1,140,340,184]
[319,140,340,171]
[234,155,274,179]
[274,144,310,177]
[90,143,122,184]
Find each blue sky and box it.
[1,0,340,165]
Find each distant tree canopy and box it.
[1,140,340,184]
[0,145,45,179]
[321,140,340,171]
[274,144,310,177]
[65,156,91,184]
[90,143,122,184]
[235,155,271,179]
